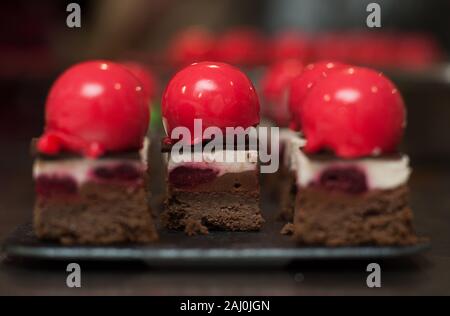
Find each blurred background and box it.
[1,0,450,155]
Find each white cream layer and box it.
[167,149,258,176]
[33,159,144,184]
[33,137,149,184]
[284,134,411,190]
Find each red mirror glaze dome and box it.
[270,32,311,62]
[301,66,406,158]
[162,61,260,144]
[214,28,268,67]
[167,27,215,68]
[37,60,149,157]
[289,61,346,130]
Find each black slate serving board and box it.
[2,220,430,267]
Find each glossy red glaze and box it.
[311,32,442,69]
[260,59,303,126]
[289,61,345,130]
[37,60,149,157]
[301,66,406,158]
[122,61,158,102]
[168,27,215,68]
[214,28,268,67]
[270,32,311,62]
[396,35,443,69]
[162,61,260,144]
[312,34,350,62]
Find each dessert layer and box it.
[34,182,157,244]
[284,134,410,191]
[34,159,145,187]
[161,136,258,152]
[167,148,258,177]
[33,137,150,187]
[163,190,263,233]
[31,136,150,162]
[168,169,258,192]
[293,185,418,246]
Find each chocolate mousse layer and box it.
[168,169,258,192]
[293,185,418,246]
[162,167,264,234]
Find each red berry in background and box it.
[289,61,345,130]
[167,26,215,68]
[37,60,149,158]
[301,66,406,158]
[162,61,260,144]
[352,33,395,67]
[260,59,303,126]
[312,33,350,62]
[122,61,159,102]
[395,34,443,69]
[214,28,268,67]
[270,32,311,62]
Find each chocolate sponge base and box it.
[34,182,158,244]
[162,170,264,234]
[293,185,418,246]
[162,191,264,234]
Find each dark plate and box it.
[2,222,430,267]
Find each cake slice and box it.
[33,60,157,244]
[160,61,264,234]
[287,63,418,245]
[33,139,156,244]
[162,141,262,234]
[291,151,417,245]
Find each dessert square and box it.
[33,139,157,244]
[293,184,417,246]
[289,148,418,246]
[32,60,158,244]
[160,61,264,235]
[276,62,420,246]
[162,144,264,234]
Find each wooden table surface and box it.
[1,140,450,295]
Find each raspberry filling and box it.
[35,175,78,197]
[169,166,219,188]
[93,163,141,181]
[315,166,368,194]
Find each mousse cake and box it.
[161,61,264,234]
[33,60,157,244]
[287,64,418,246]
